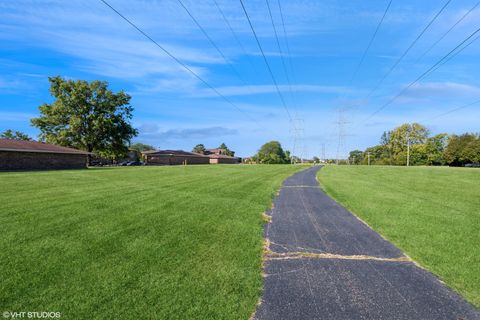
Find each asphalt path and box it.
[254,166,479,320]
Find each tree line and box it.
[348,123,480,166]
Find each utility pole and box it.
[367,152,371,166]
[406,133,410,167]
[406,125,411,167]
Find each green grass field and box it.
[0,165,303,319]
[318,165,480,307]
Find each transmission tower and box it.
[290,118,304,164]
[335,107,349,164]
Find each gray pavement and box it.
[255,166,479,320]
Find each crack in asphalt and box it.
[254,166,479,320]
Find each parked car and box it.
[127,161,143,166]
[464,163,480,168]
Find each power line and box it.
[264,0,301,156]
[421,32,480,80]
[425,99,480,122]
[239,0,294,122]
[417,1,479,62]
[212,0,259,76]
[277,0,300,117]
[177,0,252,89]
[265,0,295,105]
[366,0,452,99]
[351,0,393,82]
[99,0,269,132]
[364,26,480,122]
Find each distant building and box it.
[203,147,239,164]
[205,148,228,155]
[142,150,209,165]
[208,154,240,164]
[0,139,90,171]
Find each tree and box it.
[31,76,137,163]
[130,142,155,152]
[285,150,291,163]
[218,143,235,156]
[255,141,288,164]
[362,145,387,165]
[192,144,206,154]
[349,150,364,165]
[388,123,429,165]
[425,133,448,165]
[0,129,32,141]
[444,133,480,166]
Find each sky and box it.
[1,0,479,158]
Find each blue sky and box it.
[1,0,479,158]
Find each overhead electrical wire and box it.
[177,0,253,91]
[425,99,480,122]
[212,0,259,75]
[277,0,300,117]
[417,1,479,62]
[99,0,271,133]
[365,0,452,99]
[265,0,296,108]
[422,33,480,80]
[341,0,393,112]
[239,0,294,122]
[351,0,393,83]
[364,26,480,122]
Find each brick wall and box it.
[0,151,88,171]
[145,155,209,165]
[209,158,239,164]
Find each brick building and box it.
[204,148,240,164]
[0,139,90,171]
[142,150,209,165]
[208,154,240,164]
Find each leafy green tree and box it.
[444,133,480,166]
[425,133,448,165]
[31,76,137,163]
[388,123,429,165]
[255,141,288,164]
[0,129,32,141]
[349,150,364,165]
[218,143,235,156]
[362,145,387,165]
[285,150,291,163]
[130,142,155,152]
[192,144,206,154]
[312,156,319,162]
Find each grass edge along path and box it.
[317,165,480,308]
[0,165,305,320]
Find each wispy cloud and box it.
[138,124,238,141]
[194,84,356,97]
[400,82,480,101]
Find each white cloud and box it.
[400,82,480,101]
[193,84,356,97]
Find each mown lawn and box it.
[0,165,303,319]
[318,165,480,308]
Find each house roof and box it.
[142,149,208,157]
[0,139,91,155]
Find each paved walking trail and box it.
[254,166,479,320]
